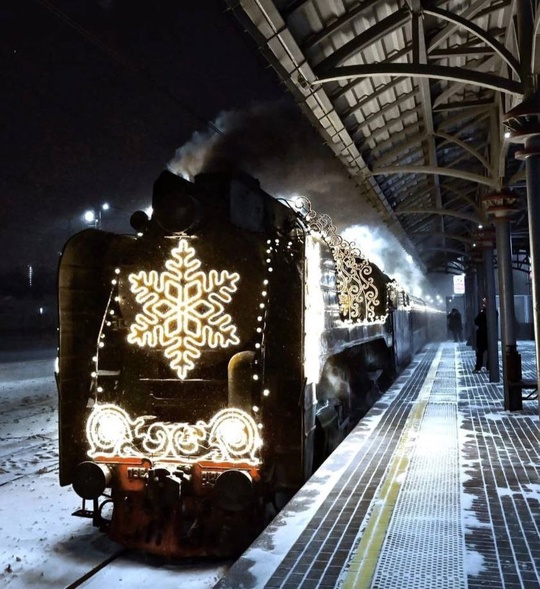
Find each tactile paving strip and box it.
[217,348,439,589]
[342,347,466,589]
[371,401,465,588]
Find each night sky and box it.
[2,0,433,304]
[2,1,288,275]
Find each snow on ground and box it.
[0,350,119,588]
[0,345,226,588]
[0,341,417,589]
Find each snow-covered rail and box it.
[65,550,230,588]
[0,354,230,588]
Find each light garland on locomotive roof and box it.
[291,196,386,324]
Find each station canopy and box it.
[226,0,533,276]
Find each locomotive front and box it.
[56,171,304,557]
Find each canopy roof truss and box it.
[227,0,535,275]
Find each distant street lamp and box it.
[83,210,97,227]
[83,203,112,229]
[81,202,152,232]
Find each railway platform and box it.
[217,340,540,589]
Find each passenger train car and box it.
[56,170,432,558]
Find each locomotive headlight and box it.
[216,417,246,448]
[97,413,126,445]
[86,404,134,457]
[209,408,262,462]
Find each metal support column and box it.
[465,267,477,347]
[482,192,522,410]
[504,97,540,410]
[476,258,485,304]
[483,246,500,383]
[521,136,540,395]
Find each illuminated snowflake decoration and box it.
[127,240,240,379]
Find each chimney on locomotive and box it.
[130,170,200,236]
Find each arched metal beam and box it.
[395,207,483,224]
[434,132,492,174]
[428,0,505,51]
[310,63,523,96]
[424,6,521,77]
[371,164,498,187]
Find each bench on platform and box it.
[509,379,538,400]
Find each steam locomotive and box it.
[56,170,432,558]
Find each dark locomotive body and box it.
[56,171,431,558]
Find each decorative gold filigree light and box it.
[86,404,262,465]
[293,197,383,323]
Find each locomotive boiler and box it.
[56,170,430,558]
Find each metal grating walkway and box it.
[367,356,465,589]
[217,341,540,589]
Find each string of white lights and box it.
[86,404,262,465]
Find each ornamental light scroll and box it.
[292,197,382,323]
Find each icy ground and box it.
[4,340,536,588]
[0,345,228,588]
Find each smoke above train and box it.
[167,100,431,298]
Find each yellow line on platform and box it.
[341,346,442,589]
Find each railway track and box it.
[64,549,230,588]
[0,355,232,588]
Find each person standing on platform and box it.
[473,300,488,372]
[447,308,463,342]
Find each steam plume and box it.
[168,100,431,296]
